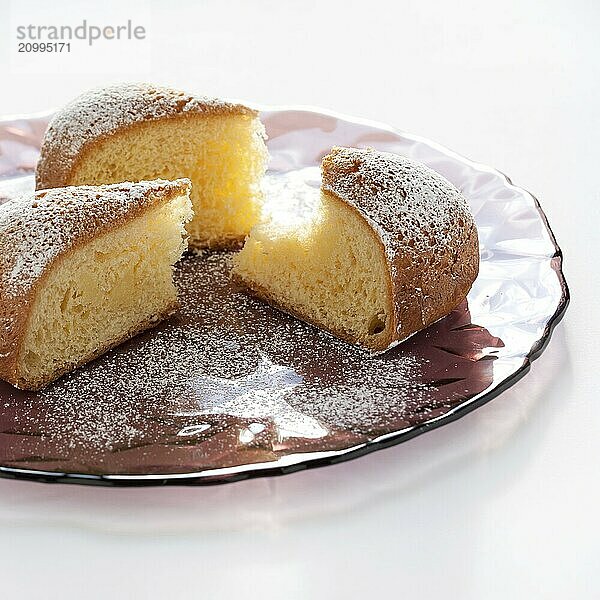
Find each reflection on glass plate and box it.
[0,107,568,486]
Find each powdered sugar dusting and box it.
[0,178,189,299]
[322,146,474,260]
[10,253,434,456]
[36,83,257,189]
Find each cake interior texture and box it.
[233,189,392,349]
[70,114,267,249]
[19,192,191,388]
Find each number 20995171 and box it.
[17,42,71,53]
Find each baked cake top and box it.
[321,146,475,261]
[36,83,257,189]
[0,178,191,300]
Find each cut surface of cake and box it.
[0,179,192,391]
[233,147,479,352]
[35,83,268,250]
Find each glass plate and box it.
[0,107,569,486]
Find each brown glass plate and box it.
[0,107,569,486]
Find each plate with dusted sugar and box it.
[0,85,568,486]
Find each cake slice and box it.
[0,179,193,390]
[232,147,479,352]
[35,83,268,249]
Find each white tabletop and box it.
[0,1,598,598]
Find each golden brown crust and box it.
[0,178,191,390]
[321,147,480,350]
[35,82,257,190]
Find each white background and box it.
[0,0,598,598]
